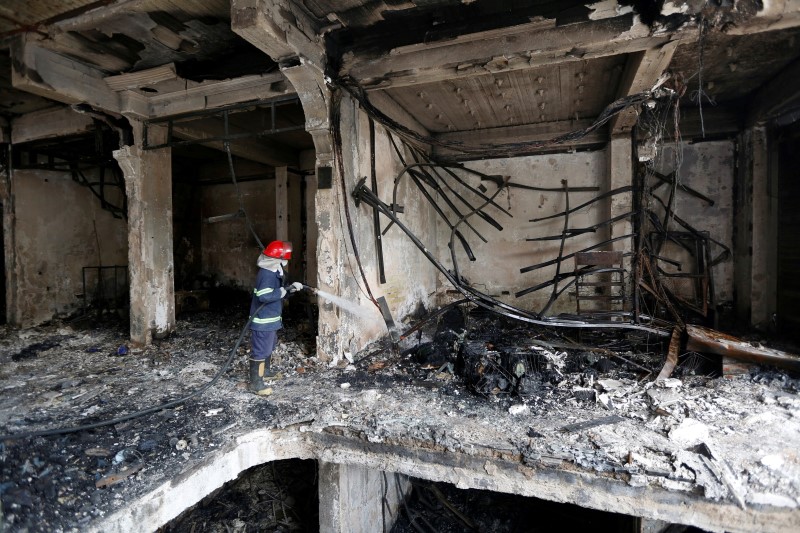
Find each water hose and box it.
[0,304,266,442]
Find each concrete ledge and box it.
[311,433,798,533]
[90,426,799,533]
[89,429,314,533]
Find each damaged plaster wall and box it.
[315,94,438,362]
[200,180,277,288]
[429,140,735,318]
[10,168,127,326]
[444,151,608,315]
[197,158,304,290]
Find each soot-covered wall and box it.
[438,150,608,315]
[11,169,127,325]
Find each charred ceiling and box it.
[0,50,54,118]
[46,12,261,76]
[670,26,800,106]
[323,0,603,62]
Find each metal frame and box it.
[142,95,305,150]
[82,265,128,312]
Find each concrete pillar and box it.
[275,166,288,242]
[318,462,408,533]
[1,144,17,325]
[750,128,778,329]
[735,127,778,329]
[113,123,175,345]
[300,149,318,289]
[608,136,634,305]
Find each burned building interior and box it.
[1,0,800,531]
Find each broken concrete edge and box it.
[89,426,799,533]
[87,428,315,533]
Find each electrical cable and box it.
[0,304,265,442]
[331,90,379,308]
[224,141,264,251]
[353,182,669,336]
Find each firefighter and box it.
[249,240,303,395]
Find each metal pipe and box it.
[529,186,633,223]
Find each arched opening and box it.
[163,458,319,532]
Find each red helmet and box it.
[263,240,292,260]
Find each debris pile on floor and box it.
[1,305,799,531]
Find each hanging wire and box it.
[331,90,380,308]
[689,18,717,139]
[224,141,264,251]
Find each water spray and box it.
[294,284,398,341]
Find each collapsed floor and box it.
[1,305,799,533]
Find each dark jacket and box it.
[249,267,284,331]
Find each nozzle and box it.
[302,284,317,294]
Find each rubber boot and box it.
[249,359,273,396]
[262,358,279,379]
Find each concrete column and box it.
[113,123,175,345]
[300,149,318,289]
[313,96,377,364]
[736,127,778,329]
[314,161,345,363]
[275,166,288,242]
[318,462,408,533]
[608,136,634,305]
[1,144,18,325]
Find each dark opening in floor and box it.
[161,458,319,532]
[390,477,706,533]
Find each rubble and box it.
[1,307,799,531]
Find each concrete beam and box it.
[10,34,147,118]
[11,106,95,144]
[678,106,742,140]
[170,119,299,168]
[315,433,798,533]
[92,426,800,533]
[10,34,293,122]
[610,41,680,136]
[89,429,315,533]
[722,0,800,34]
[146,73,295,118]
[231,0,331,163]
[281,60,333,164]
[747,57,800,126]
[104,63,178,91]
[342,16,678,91]
[231,0,324,67]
